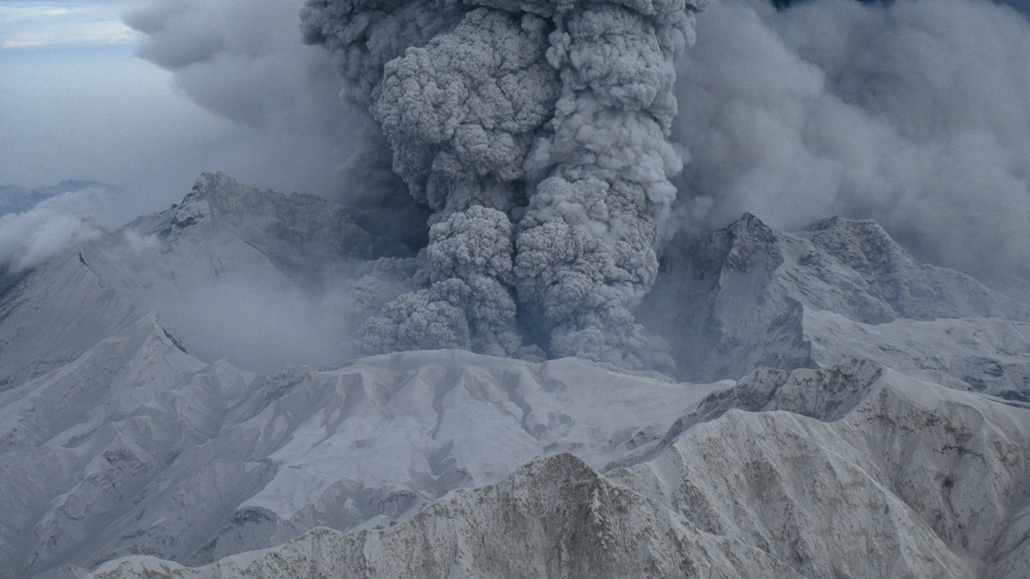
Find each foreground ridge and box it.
[91,453,800,579]
[89,361,1030,579]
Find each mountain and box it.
[0,270,729,575]
[1,174,1028,578]
[15,173,414,376]
[89,362,1030,579]
[641,213,1030,401]
[0,175,725,577]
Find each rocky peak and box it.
[720,213,783,274]
[799,216,1030,322]
[132,173,410,283]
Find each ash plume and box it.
[303,0,711,369]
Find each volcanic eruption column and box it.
[303,0,709,369]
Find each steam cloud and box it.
[122,0,421,232]
[303,0,711,369]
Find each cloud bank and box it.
[122,0,413,218]
[0,2,141,50]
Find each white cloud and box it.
[1,33,47,49]
[0,187,116,272]
[0,2,141,50]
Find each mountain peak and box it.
[723,213,781,273]
[130,173,410,279]
[642,213,1030,394]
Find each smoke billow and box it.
[303,0,711,370]
[143,271,366,375]
[669,0,1030,300]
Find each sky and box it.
[1,1,212,212]
[0,0,358,217]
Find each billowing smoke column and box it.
[302,0,710,369]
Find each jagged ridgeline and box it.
[301,0,712,370]
[3,175,1029,578]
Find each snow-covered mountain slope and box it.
[641,214,1030,401]
[66,173,411,373]
[0,338,726,578]
[89,454,804,579]
[614,362,1030,578]
[3,174,1030,578]
[0,251,151,392]
[88,361,1030,579]
[106,172,406,287]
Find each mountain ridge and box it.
[1,174,1028,578]
[642,212,1030,400]
[86,361,1030,579]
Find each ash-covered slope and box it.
[0,345,724,577]
[0,172,392,391]
[89,361,1030,579]
[3,174,1030,578]
[0,283,724,579]
[0,250,150,392]
[82,171,403,315]
[641,213,1030,400]
[119,172,406,282]
[613,361,1030,579]
[90,454,802,579]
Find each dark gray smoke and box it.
[303,0,712,370]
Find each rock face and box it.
[2,175,1030,579]
[88,454,802,579]
[640,213,1030,400]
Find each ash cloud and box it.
[116,0,1030,372]
[668,0,1030,300]
[303,0,711,370]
